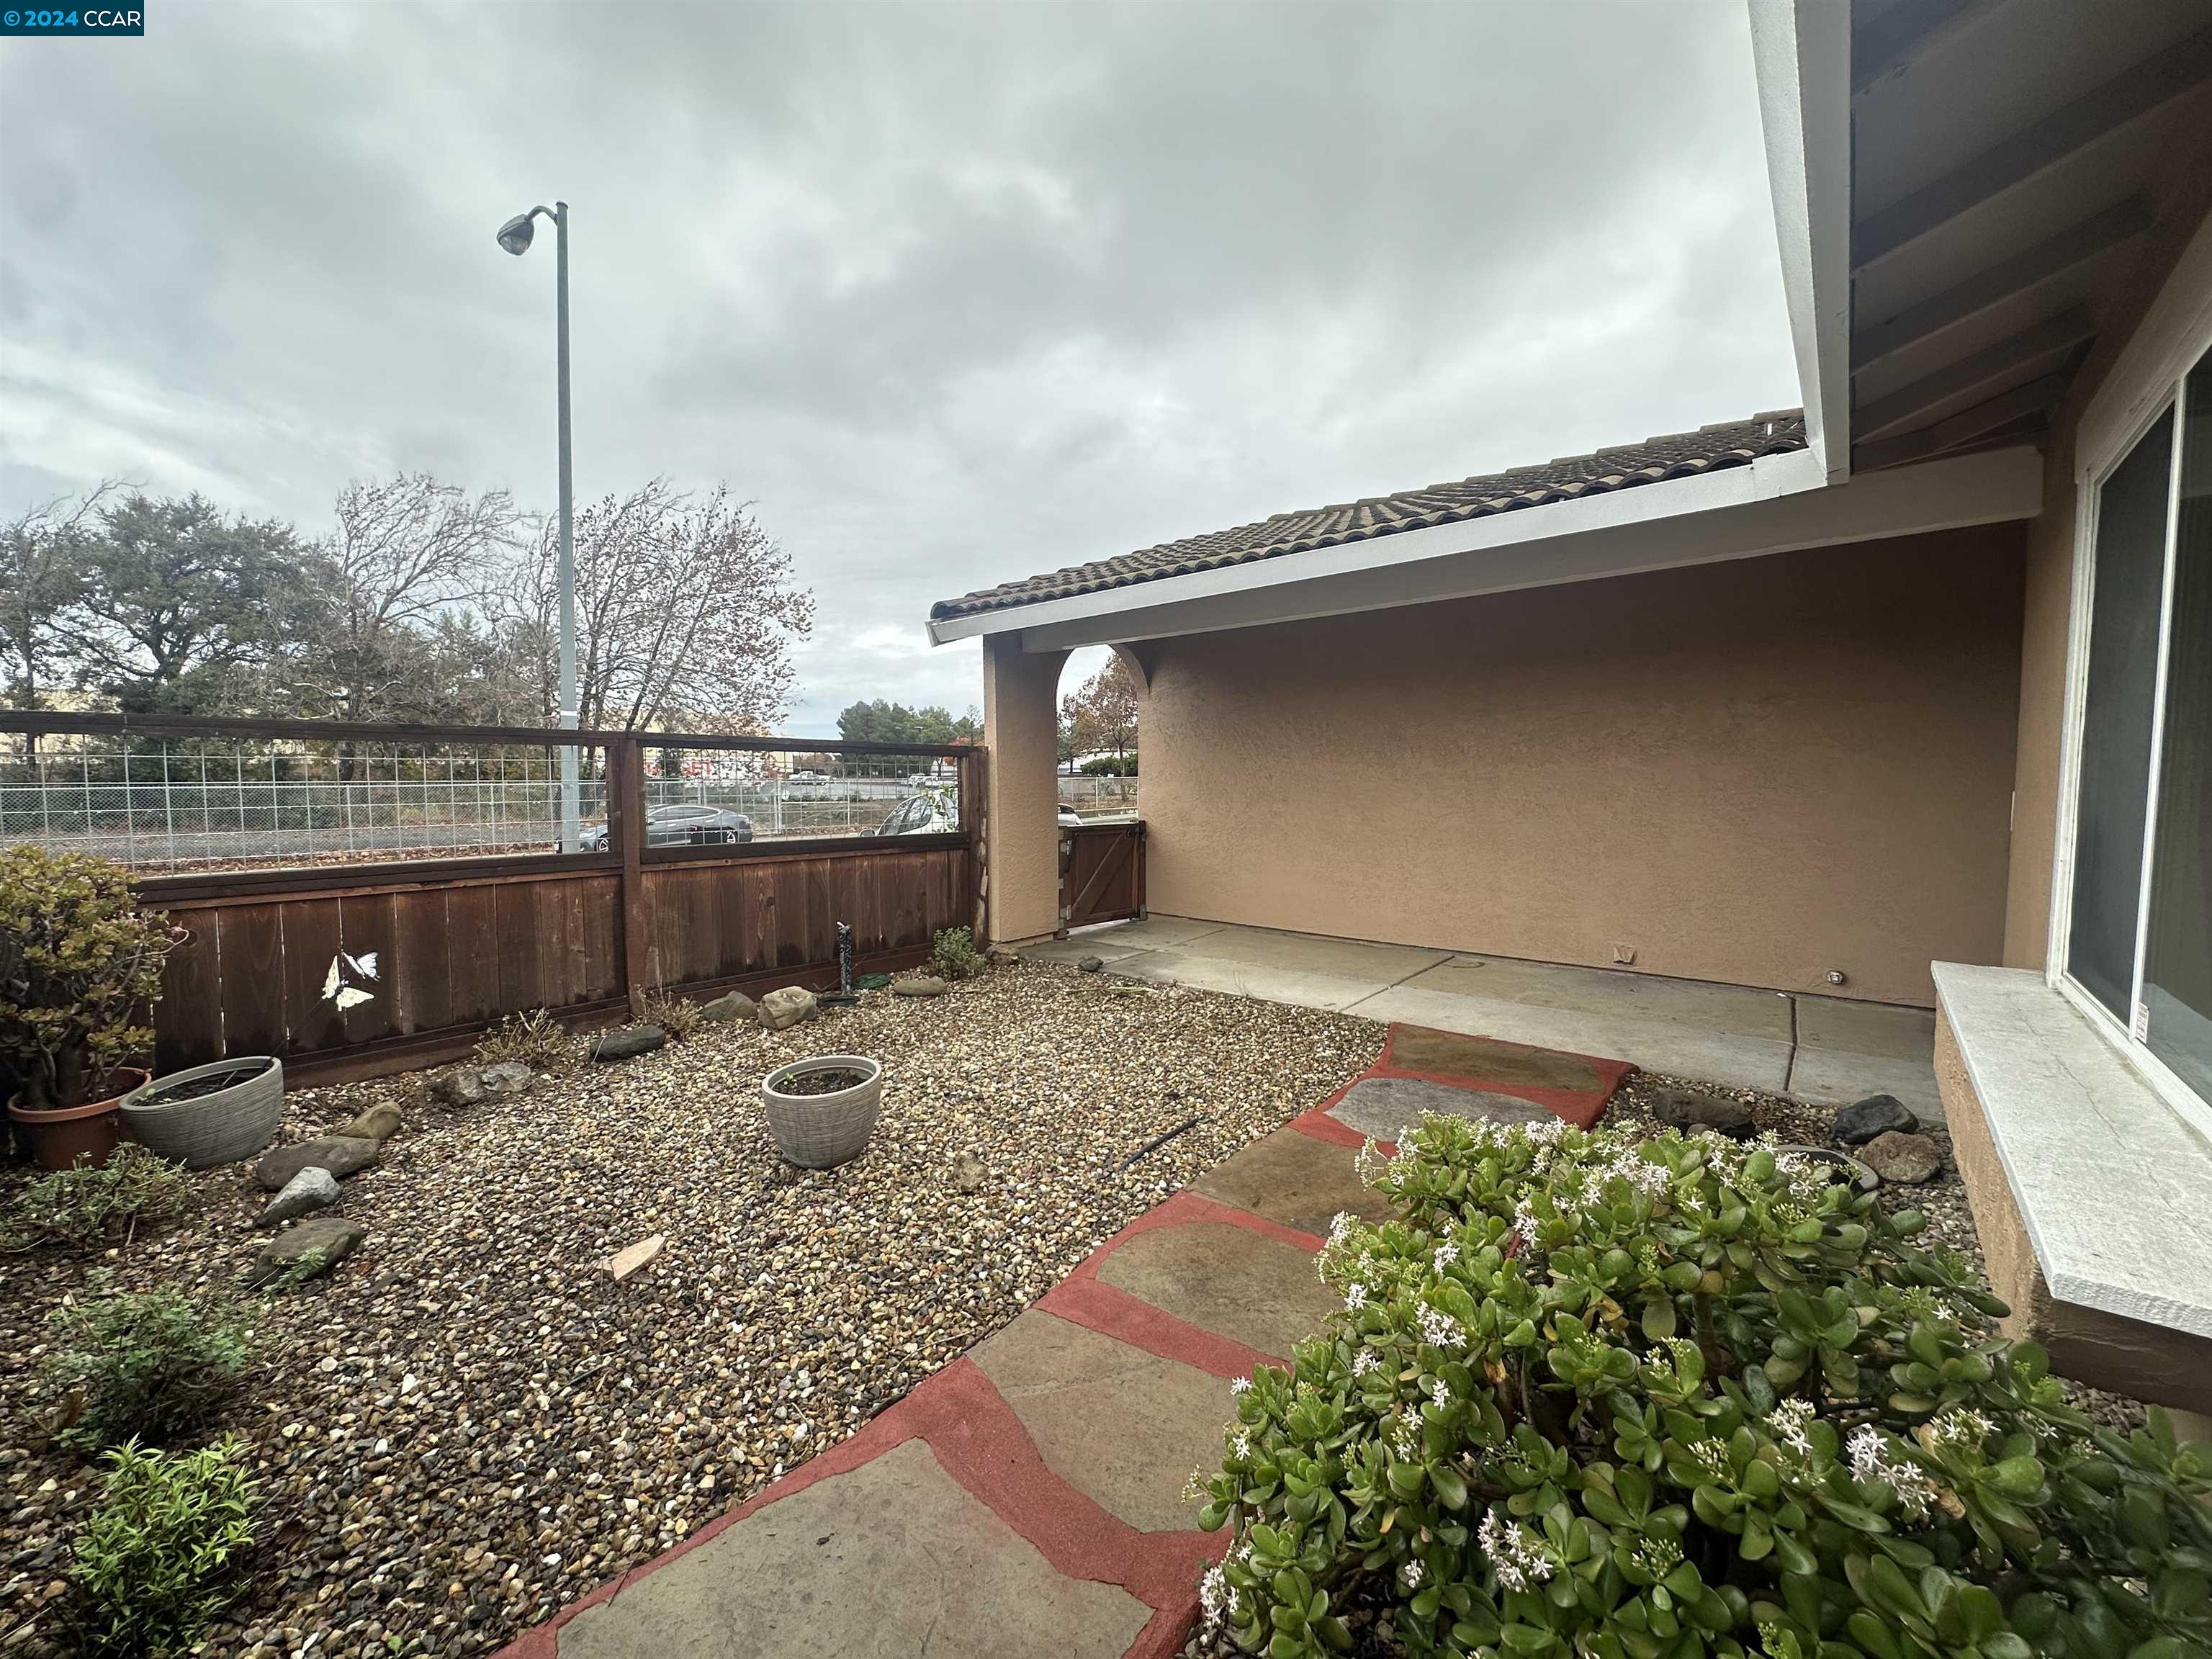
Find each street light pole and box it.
[497,199,582,850]
[553,201,579,851]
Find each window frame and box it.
[2049,310,2212,1143]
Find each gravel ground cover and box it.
[0,960,1380,1659]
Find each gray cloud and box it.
[0,0,1797,733]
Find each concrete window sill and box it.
[1933,962,2212,1346]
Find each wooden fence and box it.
[2,714,984,1084]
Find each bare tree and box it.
[501,480,814,733]
[290,474,521,721]
[0,480,129,714]
[1061,654,1140,760]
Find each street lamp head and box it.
[495,212,536,256]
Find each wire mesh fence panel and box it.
[1056,773,1139,816]
[634,741,963,845]
[0,730,611,876]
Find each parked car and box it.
[580,804,754,851]
[1058,804,1084,828]
[872,795,956,837]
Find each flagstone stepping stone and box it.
[248,1215,367,1287]
[255,1136,379,1191]
[335,1101,404,1143]
[590,1026,666,1061]
[970,1310,1226,1533]
[698,992,756,1023]
[1195,1126,1394,1236]
[256,1166,340,1228]
[1094,1221,1338,1361]
[891,974,948,997]
[1327,1074,1554,1143]
[553,1438,1148,1659]
[1387,1025,1605,1094]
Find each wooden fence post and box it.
[610,736,649,1017]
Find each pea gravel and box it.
[0,959,1380,1659]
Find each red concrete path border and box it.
[500,1020,1630,1659]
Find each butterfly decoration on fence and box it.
[321,950,381,1010]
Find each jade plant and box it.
[0,847,181,1109]
[1191,1115,2212,1659]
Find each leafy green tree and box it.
[72,493,317,714]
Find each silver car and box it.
[581,803,754,850]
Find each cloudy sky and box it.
[0,0,1797,736]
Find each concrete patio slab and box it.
[1192,1126,1393,1236]
[1788,1046,1946,1122]
[1094,1220,1340,1359]
[555,1437,1152,1659]
[1327,1074,1554,1141]
[1794,992,1937,1059]
[970,1311,1227,1534]
[1349,979,1797,1093]
[1059,918,1939,1111]
[1106,948,1406,1013]
[1406,955,1795,1039]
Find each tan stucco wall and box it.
[981,633,1068,945]
[1136,526,2026,1007]
[1998,439,2077,970]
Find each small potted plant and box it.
[1,848,184,1172]
[760,1053,884,1169]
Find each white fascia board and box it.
[1748,0,1853,482]
[927,444,2041,652]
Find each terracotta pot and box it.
[8,1068,150,1173]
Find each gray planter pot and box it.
[122,1056,284,1170]
[761,1054,883,1169]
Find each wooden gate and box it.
[1058,819,1145,934]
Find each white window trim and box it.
[2046,297,2212,1146]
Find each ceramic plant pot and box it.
[122,1056,285,1170]
[8,1067,150,1173]
[760,1054,884,1169]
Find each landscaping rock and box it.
[600,1233,665,1281]
[256,1166,340,1228]
[698,992,757,1025]
[1861,1129,1943,1184]
[1077,956,1105,974]
[248,1215,367,1286]
[590,1026,667,1061]
[1834,1093,1917,1145]
[335,1101,404,1143]
[757,986,819,1030]
[431,1063,536,1107]
[1647,1084,1756,1140]
[949,1151,987,1194]
[891,975,948,998]
[255,1135,380,1191]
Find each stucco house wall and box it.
[1134,523,2026,1007]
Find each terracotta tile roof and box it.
[931,409,1807,621]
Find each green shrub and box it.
[42,1282,252,1449]
[1192,1115,2212,1658]
[3,1145,194,1251]
[931,925,985,981]
[473,1006,571,1069]
[0,847,182,1109]
[70,1437,256,1659]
